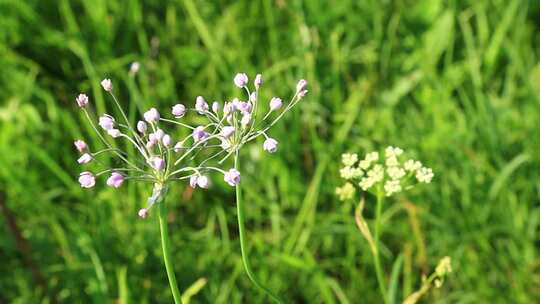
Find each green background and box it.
[1,0,539,303]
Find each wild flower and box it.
[73,72,307,304]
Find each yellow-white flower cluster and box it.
[336,146,434,200]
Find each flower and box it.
[234,73,248,88]
[138,208,149,219]
[341,153,358,166]
[149,156,165,171]
[238,101,252,114]
[250,92,257,102]
[269,97,282,111]
[254,74,262,89]
[263,138,278,153]
[212,102,220,113]
[144,108,160,123]
[340,166,363,179]
[189,175,198,188]
[336,183,355,201]
[192,126,208,142]
[296,79,308,96]
[129,62,140,76]
[221,126,235,138]
[106,172,124,188]
[74,140,87,153]
[78,171,96,188]
[137,121,147,133]
[173,141,183,152]
[172,104,186,118]
[416,167,434,183]
[77,153,93,164]
[162,134,171,147]
[153,129,165,141]
[195,96,209,113]
[224,168,241,186]
[76,94,89,108]
[384,180,402,196]
[404,159,422,171]
[99,115,115,130]
[241,113,251,127]
[107,129,121,138]
[435,256,452,277]
[387,166,406,180]
[385,146,403,158]
[220,138,231,151]
[197,175,210,188]
[101,78,113,92]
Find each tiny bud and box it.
[296,79,307,94]
[138,208,149,219]
[234,73,248,88]
[250,92,257,102]
[101,78,113,92]
[154,129,164,141]
[107,129,121,138]
[106,172,124,188]
[99,115,115,130]
[77,153,93,164]
[192,126,208,142]
[238,102,252,114]
[144,108,160,123]
[189,175,198,188]
[263,138,278,153]
[162,134,171,147]
[76,93,89,108]
[173,141,183,152]
[298,90,308,97]
[137,121,147,133]
[212,101,220,113]
[197,175,210,188]
[172,104,186,118]
[224,168,241,186]
[195,96,209,114]
[269,97,282,111]
[149,156,165,171]
[254,74,262,89]
[74,140,88,153]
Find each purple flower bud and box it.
[234,73,248,88]
[144,108,160,123]
[101,78,113,92]
[76,93,89,108]
[220,126,235,138]
[154,129,164,141]
[78,171,96,188]
[172,104,186,118]
[212,102,220,113]
[192,126,208,142]
[224,168,241,186]
[137,121,147,133]
[270,97,282,111]
[250,92,257,102]
[173,141,183,152]
[162,134,171,147]
[77,153,93,164]
[254,74,262,89]
[107,129,121,138]
[138,208,149,219]
[296,79,307,94]
[197,175,210,188]
[195,96,209,114]
[232,98,242,109]
[238,102,252,114]
[106,172,124,188]
[263,138,278,153]
[189,175,198,188]
[74,140,88,153]
[99,115,115,130]
[149,156,165,171]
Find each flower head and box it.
[129,62,140,76]
[162,134,172,147]
[74,140,88,153]
[99,115,115,130]
[76,94,89,108]
[296,79,308,96]
[77,153,93,164]
[195,96,209,114]
[269,97,282,111]
[144,108,160,123]
[234,73,248,88]
[149,156,165,171]
[263,138,278,153]
[107,172,124,188]
[197,175,210,188]
[192,126,208,142]
[78,171,96,188]
[221,126,235,139]
[336,183,355,201]
[137,121,147,133]
[212,102,220,113]
[172,104,186,118]
[101,79,113,92]
[254,74,263,89]
[224,168,241,186]
[138,208,149,219]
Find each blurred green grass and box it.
[1,0,540,303]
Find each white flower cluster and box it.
[336,146,434,200]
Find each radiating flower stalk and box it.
[337,147,437,303]
[73,69,307,303]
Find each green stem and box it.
[374,190,388,304]
[234,154,284,303]
[158,199,183,304]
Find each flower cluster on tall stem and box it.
[73,71,307,303]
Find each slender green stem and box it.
[373,190,388,304]
[234,154,284,303]
[158,199,183,304]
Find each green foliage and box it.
[1,0,539,303]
